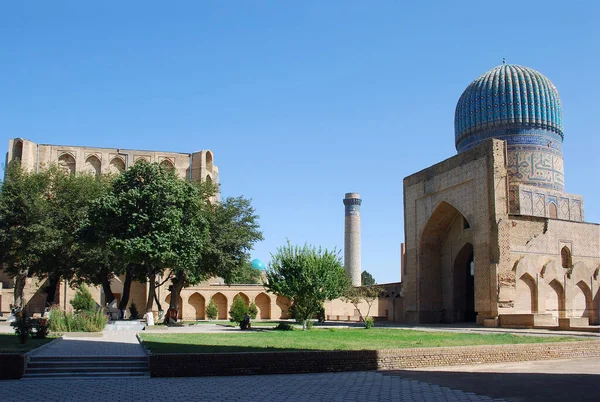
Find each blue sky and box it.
[1,1,599,284]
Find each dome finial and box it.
[502,57,506,65]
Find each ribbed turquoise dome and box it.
[455,64,563,153]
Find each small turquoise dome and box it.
[251,259,265,270]
[455,64,563,153]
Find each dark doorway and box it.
[453,243,476,322]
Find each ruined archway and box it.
[419,201,472,323]
[159,159,175,171]
[255,293,271,319]
[516,273,538,314]
[573,281,592,320]
[12,139,23,162]
[546,279,565,318]
[206,151,213,170]
[212,292,228,320]
[188,292,206,320]
[453,243,475,322]
[109,157,125,174]
[85,155,101,176]
[58,153,76,174]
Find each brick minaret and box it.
[343,192,362,286]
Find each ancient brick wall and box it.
[148,341,600,377]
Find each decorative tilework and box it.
[520,191,533,215]
[571,200,582,221]
[559,198,569,220]
[455,64,563,150]
[533,193,545,216]
[455,64,566,192]
[514,184,584,222]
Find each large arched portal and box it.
[453,243,475,322]
[419,201,473,323]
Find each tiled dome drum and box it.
[454,64,565,191]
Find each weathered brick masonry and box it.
[0,354,25,379]
[148,341,600,377]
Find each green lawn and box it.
[0,334,55,353]
[139,328,580,354]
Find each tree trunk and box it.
[169,275,185,310]
[44,274,61,306]
[101,277,115,305]
[13,271,27,309]
[145,274,155,313]
[153,292,162,313]
[118,267,134,312]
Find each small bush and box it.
[48,305,107,332]
[248,302,258,319]
[49,306,66,332]
[274,322,294,331]
[10,310,30,344]
[70,284,96,312]
[229,295,248,324]
[30,318,50,339]
[305,320,314,330]
[364,317,374,329]
[129,302,140,320]
[206,299,218,320]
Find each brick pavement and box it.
[3,371,505,401]
[29,330,145,357]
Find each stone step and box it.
[27,361,148,369]
[105,320,146,331]
[25,366,148,374]
[26,366,148,373]
[22,371,150,379]
[25,355,149,379]
[31,356,147,361]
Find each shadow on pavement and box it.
[384,370,600,402]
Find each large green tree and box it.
[265,242,349,330]
[229,261,262,285]
[31,167,112,305]
[83,161,194,316]
[0,162,52,308]
[167,195,263,315]
[361,270,376,286]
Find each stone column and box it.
[343,193,362,286]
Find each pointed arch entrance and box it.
[419,201,474,323]
[453,243,475,322]
[188,293,206,320]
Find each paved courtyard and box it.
[1,322,598,401]
[5,371,507,401]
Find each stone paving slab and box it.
[0,371,505,401]
[29,330,145,357]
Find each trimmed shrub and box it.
[364,316,374,329]
[248,302,258,319]
[70,284,96,312]
[229,295,249,324]
[206,299,218,320]
[274,322,294,331]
